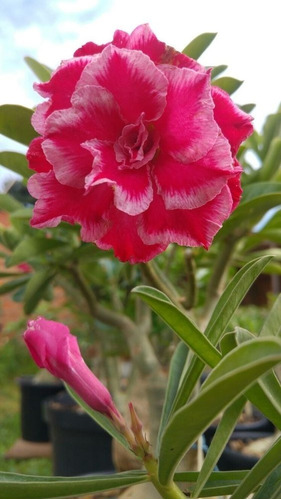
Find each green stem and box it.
[144,455,186,499]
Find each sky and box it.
[0,0,280,158]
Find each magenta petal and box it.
[96,208,167,263]
[154,134,233,209]
[77,45,168,123]
[42,138,93,188]
[140,187,233,249]
[156,66,218,163]
[212,86,254,154]
[27,137,52,173]
[126,24,166,63]
[83,141,153,216]
[28,171,113,242]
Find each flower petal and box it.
[126,24,166,63]
[28,171,113,243]
[212,86,254,154]
[77,45,168,123]
[83,141,154,216]
[140,187,233,249]
[156,66,218,163]
[27,137,52,173]
[95,208,167,263]
[154,133,233,209]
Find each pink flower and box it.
[27,24,253,263]
[23,317,120,419]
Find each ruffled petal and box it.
[156,66,218,163]
[95,208,167,263]
[83,141,153,216]
[154,133,233,209]
[28,171,113,242]
[126,24,166,64]
[34,56,92,113]
[77,45,168,123]
[212,86,254,155]
[27,137,52,173]
[139,186,233,249]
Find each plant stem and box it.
[144,455,186,499]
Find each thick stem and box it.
[68,265,161,378]
[144,455,186,499]
[140,261,183,310]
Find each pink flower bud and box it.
[23,317,120,419]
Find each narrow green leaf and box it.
[24,56,52,82]
[0,470,148,499]
[182,32,217,59]
[193,397,245,498]
[7,237,67,267]
[205,256,272,344]
[211,64,227,79]
[261,112,281,160]
[232,437,281,499]
[174,470,247,497]
[0,276,29,295]
[0,105,37,145]
[0,151,31,179]
[254,464,281,498]
[23,269,56,314]
[172,257,272,412]
[212,77,243,95]
[239,103,256,113]
[66,385,130,451]
[132,285,221,367]
[0,271,27,278]
[259,294,281,338]
[158,337,281,485]
[0,193,22,212]
[259,137,281,181]
[156,342,189,455]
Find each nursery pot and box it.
[204,408,275,471]
[45,391,115,476]
[17,375,63,442]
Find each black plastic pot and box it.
[204,408,275,471]
[17,375,63,442]
[45,391,115,476]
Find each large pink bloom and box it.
[27,24,253,263]
[23,317,120,419]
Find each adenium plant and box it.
[1,24,281,500]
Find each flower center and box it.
[114,115,159,170]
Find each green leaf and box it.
[66,385,130,451]
[193,397,245,498]
[239,103,256,113]
[7,237,67,267]
[232,437,281,499]
[172,257,272,411]
[0,276,29,295]
[254,464,281,498]
[0,151,31,179]
[0,105,37,146]
[210,64,228,79]
[132,285,221,367]
[259,294,281,338]
[259,137,281,181]
[218,193,281,238]
[182,32,217,59]
[0,193,22,212]
[0,470,148,499]
[174,470,247,497]
[212,77,243,95]
[23,269,56,314]
[261,112,281,160]
[158,337,281,485]
[205,256,272,344]
[24,56,52,82]
[156,342,189,455]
